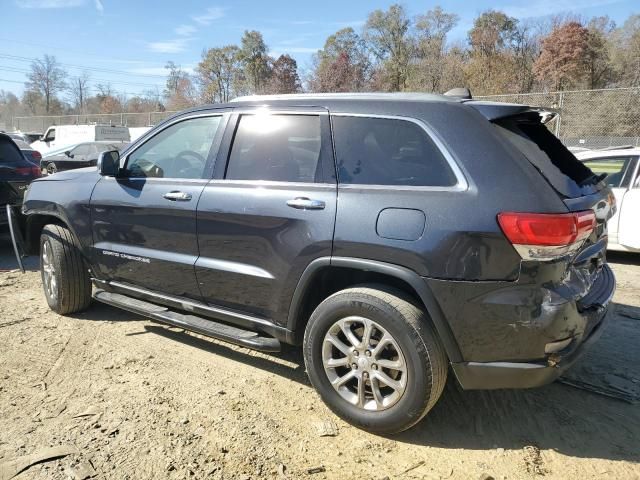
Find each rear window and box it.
[13,139,31,149]
[0,138,25,165]
[332,116,457,187]
[494,116,601,198]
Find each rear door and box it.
[195,107,337,322]
[90,112,228,299]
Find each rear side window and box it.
[72,144,92,156]
[226,114,322,183]
[0,138,25,165]
[331,116,456,187]
[582,157,634,188]
[494,117,600,197]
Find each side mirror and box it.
[64,150,73,158]
[97,150,120,176]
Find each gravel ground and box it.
[0,239,639,480]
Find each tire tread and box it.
[41,224,91,315]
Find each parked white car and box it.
[30,124,130,155]
[577,148,640,252]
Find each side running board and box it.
[93,290,281,352]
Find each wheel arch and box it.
[24,212,78,256]
[287,256,463,363]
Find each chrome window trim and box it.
[100,176,210,185]
[632,155,640,189]
[232,108,328,116]
[330,112,469,192]
[206,179,335,189]
[121,111,230,172]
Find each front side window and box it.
[582,157,634,188]
[226,114,322,183]
[332,116,457,187]
[124,116,222,179]
[45,129,56,142]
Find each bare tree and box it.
[25,54,67,114]
[68,72,91,113]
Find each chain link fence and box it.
[11,111,178,133]
[10,87,640,150]
[476,87,640,149]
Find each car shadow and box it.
[608,251,640,266]
[132,313,639,463]
[140,324,309,386]
[0,237,39,272]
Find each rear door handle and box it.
[163,191,192,201]
[286,197,325,210]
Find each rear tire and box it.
[40,224,92,315]
[303,286,448,434]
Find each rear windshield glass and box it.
[0,138,25,166]
[493,116,601,198]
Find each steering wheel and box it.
[174,150,206,178]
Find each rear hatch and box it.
[469,101,614,307]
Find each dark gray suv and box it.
[8,93,616,434]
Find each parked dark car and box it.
[41,141,130,175]
[1,133,40,229]
[12,139,43,166]
[8,93,616,434]
[7,132,43,145]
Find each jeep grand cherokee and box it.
[8,92,615,434]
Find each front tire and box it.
[40,224,92,315]
[303,286,448,434]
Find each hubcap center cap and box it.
[357,356,369,370]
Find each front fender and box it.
[22,171,100,257]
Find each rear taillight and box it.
[14,166,41,178]
[31,150,42,161]
[498,210,596,261]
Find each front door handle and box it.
[286,197,325,210]
[163,191,192,201]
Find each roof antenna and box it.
[444,88,472,99]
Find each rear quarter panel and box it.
[331,102,569,281]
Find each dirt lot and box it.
[0,239,639,480]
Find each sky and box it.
[1,0,638,99]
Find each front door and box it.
[90,113,228,299]
[195,109,337,323]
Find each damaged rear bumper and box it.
[446,264,616,390]
[451,303,612,389]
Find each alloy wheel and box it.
[322,316,407,411]
[42,241,58,302]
